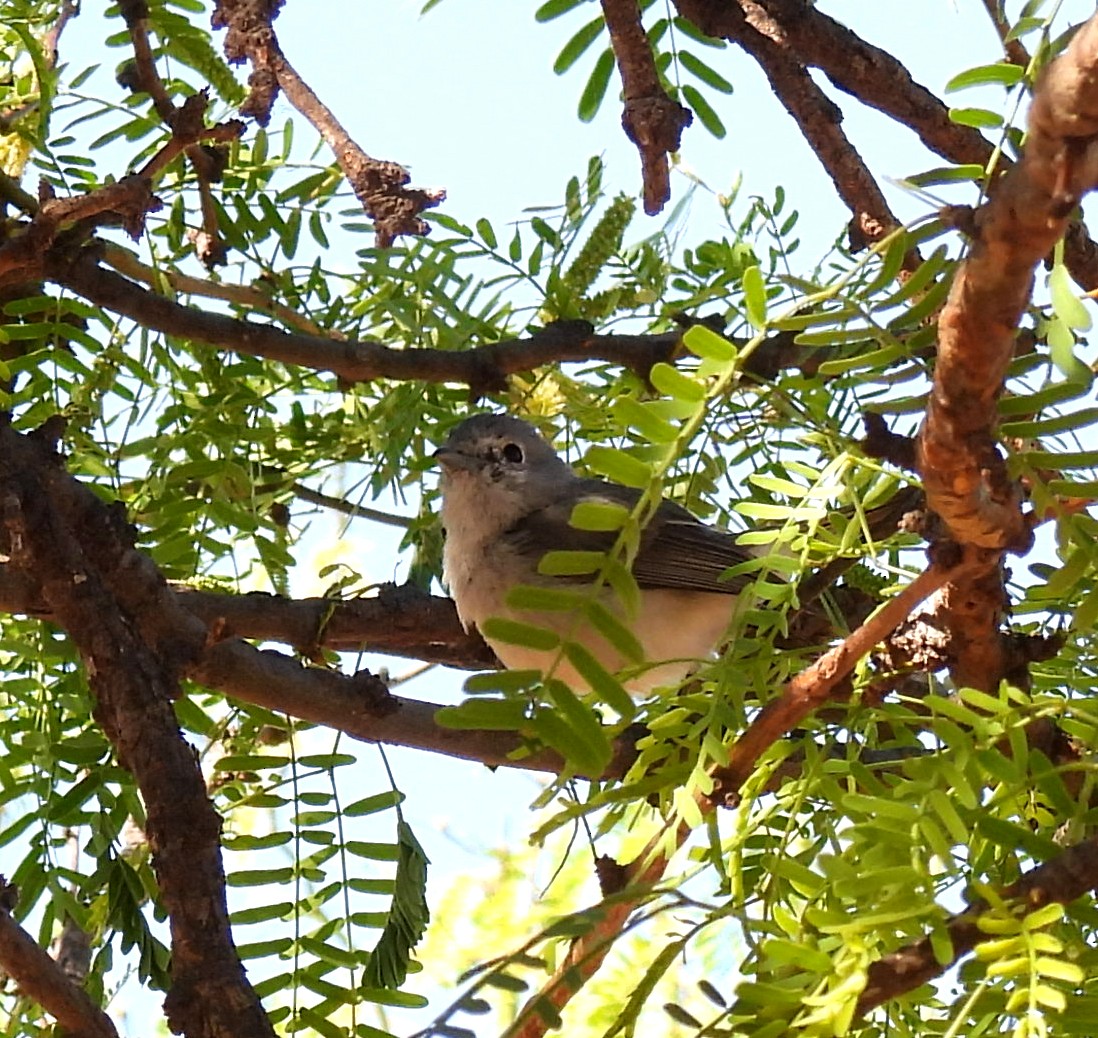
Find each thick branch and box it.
[189,638,615,776]
[0,424,274,1038]
[44,250,681,389]
[744,0,995,168]
[681,0,1098,289]
[674,0,909,255]
[917,18,1098,551]
[0,903,118,1038]
[601,0,693,215]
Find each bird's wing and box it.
[502,478,756,595]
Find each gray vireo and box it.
[434,413,760,693]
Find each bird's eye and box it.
[501,442,524,464]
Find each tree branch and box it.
[918,20,1098,547]
[601,0,693,215]
[212,0,444,247]
[43,250,684,390]
[509,552,959,1037]
[0,423,274,1038]
[744,0,995,168]
[117,0,244,266]
[980,0,1032,69]
[101,242,329,336]
[674,0,911,256]
[682,0,1098,290]
[0,896,118,1038]
[709,553,958,801]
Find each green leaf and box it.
[682,84,725,138]
[584,445,652,488]
[297,752,357,768]
[533,686,612,774]
[578,49,615,122]
[742,265,766,328]
[480,617,561,650]
[1047,315,1091,382]
[227,867,295,886]
[611,396,679,442]
[436,699,531,730]
[462,670,545,694]
[362,820,430,989]
[346,841,401,861]
[562,642,636,719]
[231,902,295,925]
[1001,407,1098,437]
[570,499,631,531]
[536,0,589,21]
[944,62,1025,92]
[345,790,405,816]
[649,361,705,402]
[949,106,1004,129]
[506,585,589,612]
[678,51,734,93]
[1049,261,1092,330]
[682,324,736,361]
[903,164,987,187]
[538,550,606,576]
[475,217,497,248]
[553,16,605,74]
[585,600,645,663]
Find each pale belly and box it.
[476,586,737,694]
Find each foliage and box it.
[0,1,1098,1038]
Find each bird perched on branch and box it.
[434,413,760,693]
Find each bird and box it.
[433,413,760,694]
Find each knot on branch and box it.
[861,411,917,471]
[213,0,282,64]
[343,155,445,248]
[622,95,693,216]
[351,669,397,717]
[241,67,279,124]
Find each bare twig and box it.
[980,0,1032,69]
[117,0,243,266]
[601,0,693,215]
[674,0,913,257]
[290,482,412,527]
[101,242,328,336]
[212,0,444,247]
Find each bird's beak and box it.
[432,446,480,472]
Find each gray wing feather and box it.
[501,477,755,595]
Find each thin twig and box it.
[601,0,693,214]
[213,0,443,247]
